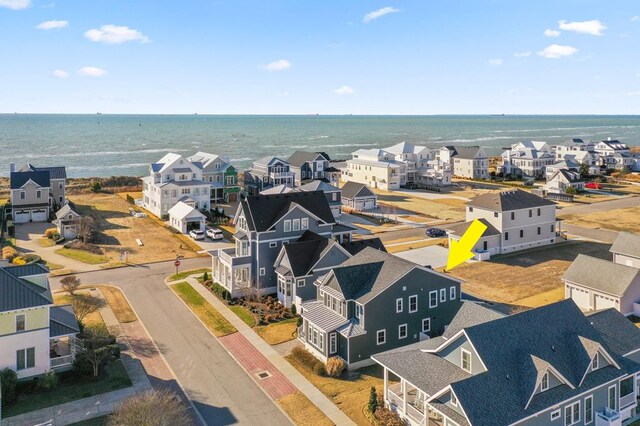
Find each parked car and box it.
[206,228,224,240]
[189,230,205,240]
[133,212,147,218]
[585,182,603,189]
[426,227,447,238]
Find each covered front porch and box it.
[211,249,251,297]
[50,335,78,370]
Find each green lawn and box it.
[4,360,131,417]
[171,281,236,336]
[169,268,211,281]
[55,248,109,264]
[229,305,256,327]
[45,261,64,270]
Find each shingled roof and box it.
[287,151,330,167]
[340,181,375,199]
[446,218,501,238]
[22,164,67,180]
[563,254,640,297]
[467,189,555,212]
[609,231,640,260]
[281,231,343,276]
[10,170,51,189]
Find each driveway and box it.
[557,196,640,215]
[192,238,234,253]
[393,245,450,268]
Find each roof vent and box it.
[506,374,510,380]
[552,345,556,351]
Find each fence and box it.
[402,183,442,192]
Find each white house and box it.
[142,153,210,218]
[168,201,206,234]
[610,232,640,269]
[52,204,81,239]
[344,148,404,190]
[545,169,586,194]
[439,146,489,179]
[499,141,555,179]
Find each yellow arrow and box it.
[446,219,488,271]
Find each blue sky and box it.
[1,0,639,114]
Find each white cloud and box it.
[36,20,68,30]
[488,59,503,66]
[513,51,531,57]
[544,29,561,37]
[262,59,292,71]
[625,91,640,96]
[77,66,107,77]
[334,85,355,95]
[631,16,639,22]
[558,19,606,36]
[0,0,30,9]
[363,7,400,23]
[84,24,150,44]
[537,44,578,59]
[51,69,68,78]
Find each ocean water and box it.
[1,114,639,178]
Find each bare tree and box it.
[60,275,81,295]
[78,216,97,243]
[71,294,105,323]
[77,323,117,377]
[107,390,190,426]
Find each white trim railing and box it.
[50,355,74,368]
[620,392,637,410]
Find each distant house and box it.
[10,164,67,223]
[499,141,555,179]
[287,151,339,186]
[52,204,81,239]
[299,248,462,369]
[545,169,586,194]
[0,263,80,379]
[439,146,488,179]
[261,180,343,218]
[564,232,640,315]
[446,189,557,258]
[187,152,240,203]
[168,201,206,234]
[243,156,295,195]
[344,148,404,190]
[341,181,377,210]
[554,138,596,160]
[18,163,67,207]
[372,299,640,426]
[595,139,634,171]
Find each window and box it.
[269,242,277,248]
[226,176,234,185]
[529,209,532,218]
[301,218,309,230]
[451,392,457,407]
[511,212,515,220]
[376,329,386,345]
[332,193,337,201]
[551,409,561,421]
[620,376,634,398]
[20,191,25,199]
[396,298,403,313]
[505,232,509,241]
[297,279,305,287]
[292,219,301,231]
[537,227,541,235]
[16,347,35,371]
[541,372,549,391]
[551,224,555,233]
[259,268,266,276]
[59,182,63,189]
[284,220,291,232]
[493,212,498,218]
[565,401,580,426]
[461,349,471,372]
[584,396,593,425]
[592,355,598,370]
[429,291,438,308]
[468,207,473,212]
[329,332,337,354]
[398,324,407,339]
[450,286,457,300]
[409,295,418,312]
[483,240,488,251]
[36,190,41,198]
[440,288,446,302]
[608,385,616,410]
[16,314,25,332]
[520,229,524,238]
[537,208,541,216]
[355,304,363,322]
[422,318,431,333]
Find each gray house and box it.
[287,151,340,186]
[341,181,377,210]
[373,299,640,426]
[10,170,52,223]
[18,164,67,207]
[610,232,640,269]
[261,180,343,218]
[243,156,295,196]
[299,248,462,369]
[211,191,352,297]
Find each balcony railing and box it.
[218,248,251,266]
[620,392,637,410]
[50,355,74,368]
[270,171,294,178]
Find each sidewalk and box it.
[177,276,356,426]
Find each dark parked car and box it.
[426,227,447,238]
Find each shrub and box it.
[264,314,273,322]
[291,304,297,316]
[374,396,404,426]
[12,256,26,265]
[37,370,59,391]
[296,317,303,327]
[107,389,190,426]
[44,228,58,238]
[2,246,18,260]
[326,357,345,378]
[565,186,579,195]
[313,362,326,376]
[202,271,209,282]
[0,368,18,406]
[368,387,378,413]
[291,347,326,376]
[7,224,15,237]
[22,253,41,264]
[90,181,102,193]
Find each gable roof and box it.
[55,204,80,220]
[341,237,387,255]
[167,201,206,221]
[21,164,67,179]
[553,169,586,184]
[563,254,640,297]
[239,191,335,232]
[442,301,505,339]
[340,181,375,199]
[260,184,297,195]
[3,263,50,278]
[253,156,289,167]
[10,170,51,189]
[609,231,640,260]
[445,218,501,238]
[588,308,640,356]
[449,146,485,160]
[281,231,341,276]
[0,266,52,312]
[287,150,330,167]
[384,141,428,155]
[299,180,340,193]
[50,305,80,337]
[467,189,555,212]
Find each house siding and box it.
[613,253,640,270]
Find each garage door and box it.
[364,199,376,209]
[570,287,590,309]
[13,210,30,223]
[354,200,364,210]
[31,210,48,222]
[595,294,616,310]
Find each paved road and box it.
[557,196,640,215]
[562,224,619,244]
[51,258,290,426]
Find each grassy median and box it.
[99,286,137,323]
[171,282,236,336]
[169,268,211,281]
[277,392,334,426]
[54,248,109,264]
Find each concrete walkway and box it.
[177,276,356,426]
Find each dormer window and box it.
[592,355,599,370]
[451,392,457,407]
[461,349,472,373]
[541,372,549,391]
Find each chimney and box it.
[9,162,15,173]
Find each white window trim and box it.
[461,349,472,373]
[376,329,386,345]
[297,279,305,287]
[284,220,291,232]
[329,332,337,354]
[608,385,616,410]
[259,268,266,276]
[429,291,438,308]
[541,372,549,391]
[450,391,457,407]
[269,242,277,248]
[584,395,593,425]
[592,354,599,370]
[422,318,431,333]
[409,295,418,313]
[15,314,26,332]
[440,288,446,303]
[565,401,580,426]
[398,324,407,339]
[396,298,403,313]
[550,409,561,421]
[450,286,457,300]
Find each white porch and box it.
[50,335,77,370]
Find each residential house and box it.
[243,156,295,195]
[187,152,240,203]
[564,232,640,315]
[446,189,557,258]
[554,138,596,160]
[18,163,67,208]
[499,141,555,179]
[141,153,210,218]
[287,151,340,186]
[439,146,489,179]
[344,148,404,190]
[595,139,634,171]
[0,263,79,379]
[373,299,640,426]
[10,170,52,223]
[299,248,462,369]
[168,201,206,234]
[211,191,351,298]
[261,180,343,218]
[52,204,81,239]
[545,169,586,194]
[383,142,441,186]
[545,158,581,179]
[341,181,377,210]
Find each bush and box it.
[0,368,18,406]
[368,386,378,413]
[565,186,579,195]
[12,256,27,265]
[37,370,59,391]
[90,181,102,193]
[22,253,42,264]
[202,271,209,282]
[7,224,15,237]
[264,314,273,322]
[326,357,345,378]
[290,305,297,316]
[296,317,303,327]
[44,228,58,238]
[161,214,169,221]
[2,246,18,260]
[292,347,326,376]
[313,362,327,376]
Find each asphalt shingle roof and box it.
[340,238,387,255]
[450,146,484,160]
[609,232,640,260]
[281,231,339,276]
[563,254,640,297]
[25,164,67,179]
[442,301,505,339]
[340,181,375,200]
[446,218,501,238]
[10,170,51,189]
[467,189,555,212]
[588,308,640,356]
[287,151,330,167]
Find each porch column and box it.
[402,380,407,413]
[383,368,388,401]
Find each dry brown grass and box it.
[255,318,298,345]
[285,355,384,426]
[277,392,334,426]
[447,241,612,306]
[397,215,433,223]
[69,193,201,264]
[98,285,137,323]
[560,207,640,234]
[372,189,466,221]
[386,238,445,254]
[53,292,105,327]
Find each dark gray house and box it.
[341,181,377,210]
[211,191,353,297]
[299,180,342,218]
[243,156,295,195]
[299,248,462,369]
[287,151,340,186]
[373,299,640,426]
